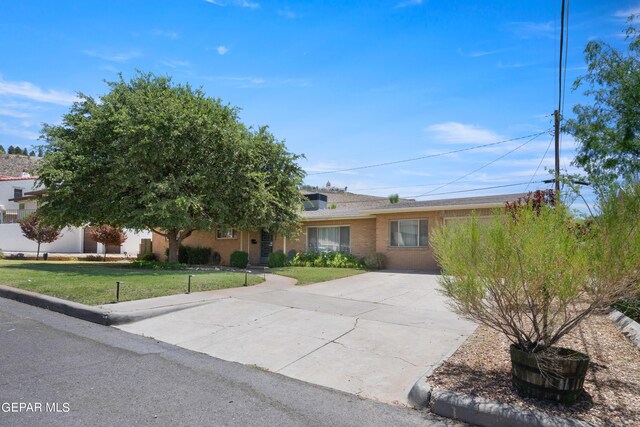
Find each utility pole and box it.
[554,110,561,195]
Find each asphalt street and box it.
[0,298,461,427]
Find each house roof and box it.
[362,193,528,214]
[300,191,400,220]
[0,154,41,178]
[300,192,528,220]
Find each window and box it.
[13,188,23,199]
[216,229,238,239]
[389,219,428,247]
[307,226,350,252]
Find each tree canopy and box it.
[37,72,305,262]
[19,213,62,260]
[565,17,640,186]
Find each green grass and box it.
[0,260,263,305]
[269,266,366,285]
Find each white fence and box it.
[0,224,152,255]
[0,224,84,253]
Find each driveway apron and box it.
[114,272,476,405]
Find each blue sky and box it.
[0,1,637,211]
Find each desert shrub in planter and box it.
[230,251,249,268]
[268,251,288,268]
[432,187,640,404]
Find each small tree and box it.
[432,186,640,354]
[88,225,127,260]
[0,145,5,154]
[388,193,399,204]
[19,214,62,260]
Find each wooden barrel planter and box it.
[510,344,589,405]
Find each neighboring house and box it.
[152,189,525,270]
[0,175,152,256]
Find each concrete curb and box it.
[0,285,212,326]
[428,388,598,427]
[609,308,640,349]
[407,379,431,408]
[0,284,110,325]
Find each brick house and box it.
[152,191,525,270]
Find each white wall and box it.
[0,178,39,210]
[0,225,83,253]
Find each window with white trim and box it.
[389,219,428,247]
[307,226,350,252]
[216,229,238,239]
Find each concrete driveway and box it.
[112,272,476,405]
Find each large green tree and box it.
[37,72,305,262]
[565,18,640,185]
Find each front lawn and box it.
[269,266,365,285]
[0,260,263,305]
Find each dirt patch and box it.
[429,314,640,426]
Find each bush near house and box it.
[290,250,364,269]
[365,252,387,270]
[267,251,288,268]
[230,251,249,268]
[164,245,212,265]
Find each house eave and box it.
[362,202,505,215]
[301,214,375,222]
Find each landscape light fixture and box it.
[116,281,124,302]
[187,274,194,294]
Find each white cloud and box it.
[161,60,191,68]
[457,48,506,58]
[425,122,502,144]
[83,49,141,62]
[0,76,77,105]
[0,122,39,140]
[151,29,180,39]
[507,21,555,39]
[205,0,259,8]
[0,108,30,118]
[209,76,311,88]
[613,6,640,18]
[278,9,297,19]
[395,0,424,8]
[216,46,229,55]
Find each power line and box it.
[305,130,551,176]
[410,181,547,198]
[526,135,554,191]
[409,131,546,198]
[350,175,542,192]
[312,180,548,204]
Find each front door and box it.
[260,229,273,264]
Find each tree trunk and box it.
[36,241,41,260]
[167,229,180,263]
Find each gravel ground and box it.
[429,314,640,426]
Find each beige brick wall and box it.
[151,206,487,269]
[286,218,377,258]
[152,229,255,266]
[375,212,442,270]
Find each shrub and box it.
[129,260,188,270]
[365,252,387,270]
[175,245,211,265]
[211,251,221,266]
[230,251,249,268]
[290,250,361,268]
[139,252,158,262]
[82,255,105,261]
[432,185,640,354]
[268,251,288,268]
